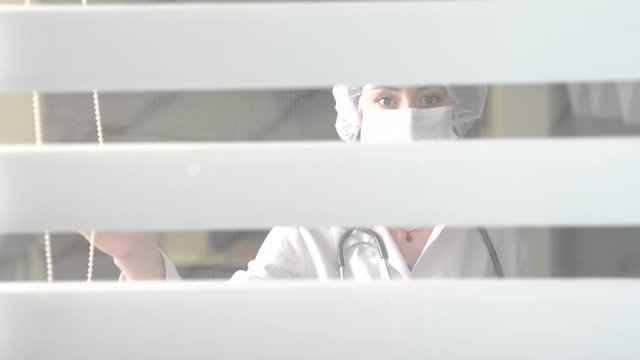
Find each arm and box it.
[231,227,306,281]
[81,232,179,280]
[83,227,304,281]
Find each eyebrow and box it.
[369,85,401,91]
[368,85,440,92]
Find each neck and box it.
[389,227,434,270]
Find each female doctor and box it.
[86,84,531,281]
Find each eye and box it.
[422,95,440,106]
[376,96,395,107]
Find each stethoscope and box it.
[337,227,504,280]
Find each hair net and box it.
[332,84,488,142]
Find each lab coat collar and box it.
[421,225,446,259]
[374,225,446,279]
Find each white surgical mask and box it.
[359,106,456,143]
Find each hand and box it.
[79,231,166,280]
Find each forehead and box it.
[363,84,447,92]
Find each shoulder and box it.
[481,228,531,277]
[442,227,531,277]
[478,228,528,256]
[442,227,524,244]
[267,226,344,243]
[263,226,345,251]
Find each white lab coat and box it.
[160,225,531,281]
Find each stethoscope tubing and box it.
[338,227,504,280]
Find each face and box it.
[359,85,452,111]
[356,85,457,142]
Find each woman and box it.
[86,84,531,280]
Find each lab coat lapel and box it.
[409,225,446,275]
[415,225,446,264]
